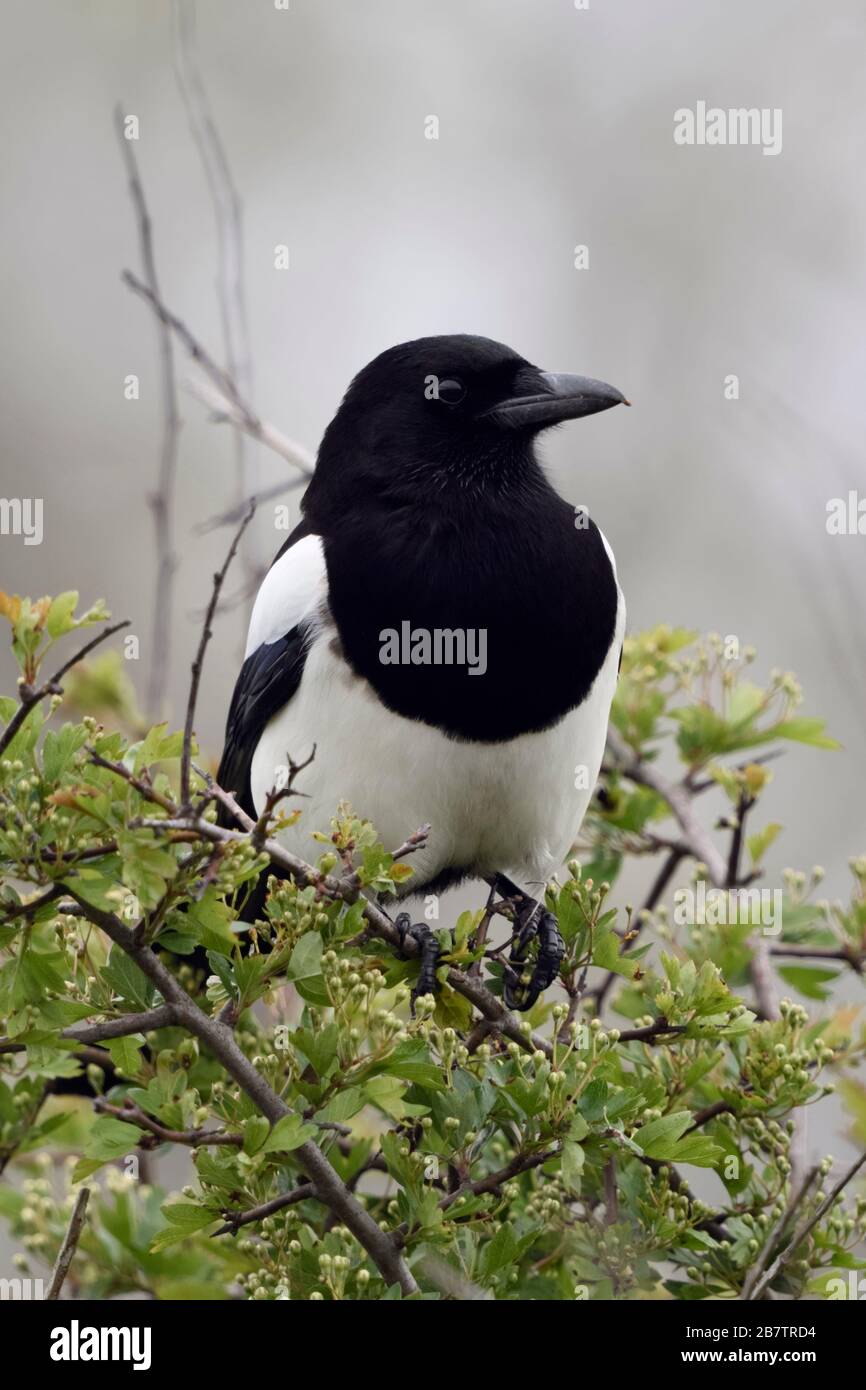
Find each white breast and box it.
[250,549,625,895]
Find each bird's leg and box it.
[395,911,444,1014]
[485,874,565,1013]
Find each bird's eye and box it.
[437,377,466,405]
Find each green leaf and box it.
[672,1135,725,1168]
[85,1116,143,1161]
[102,948,157,1011]
[479,1224,518,1280]
[562,1139,585,1191]
[45,591,79,638]
[777,964,840,1001]
[261,1113,317,1154]
[132,723,185,775]
[288,932,323,982]
[774,717,840,750]
[162,1202,217,1231]
[105,1035,145,1077]
[380,1041,445,1089]
[748,822,782,866]
[632,1111,693,1159]
[182,891,239,955]
[242,1116,271,1155]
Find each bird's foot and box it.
[488,876,565,1013]
[395,912,443,1014]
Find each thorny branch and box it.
[180,501,256,808]
[605,727,779,1018]
[122,271,314,480]
[748,1150,866,1301]
[115,105,181,720]
[0,619,130,760]
[45,1187,90,1301]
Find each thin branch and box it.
[250,745,316,852]
[725,790,752,887]
[391,823,431,863]
[741,1164,819,1300]
[95,1098,241,1149]
[439,1147,559,1211]
[89,750,176,813]
[606,728,779,1020]
[61,1005,177,1046]
[115,104,181,720]
[0,1005,178,1058]
[195,474,305,534]
[592,847,684,1013]
[180,501,255,806]
[172,0,253,533]
[185,376,314,479]
[748,1152,866,1301]
[769,943,863,966]
[122,272,313,478]
[214,1184,315,1236]
[605,729,727,886]
[0,619,130,759]
[61,886,418,1295]
[45,1187,90,1300]
[617,1018,684,1044]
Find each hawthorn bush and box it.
[1,592,865,1301]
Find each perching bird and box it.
[218,335,627,1006]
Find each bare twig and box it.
[439,1147,559,1211]
[195,474,306,534]
[94,1098,241,1149]
[61,887,417,1295]
[250,745,316,851]
[180,502,255,806]
[115,105,181,719]
[742,1164,819,1300]
[185,376,314,479]
[391,824,431,863]
[214,1184,315,1236]
[61,1005,177,1046]
[591,846,685,1014]
[605,728,779,1020]
[748,1153,866,1301]
[605,729,727,886]
[122,272,313,479]
[0,619,130,759]
[172,0,253,535]
[45,1187,90,1300]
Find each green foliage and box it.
[1,604,865,1301]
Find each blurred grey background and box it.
[1,0,866,1269]
[1,1,864,920]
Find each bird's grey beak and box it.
[485,371,630,429]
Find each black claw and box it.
[504,908,565,1012]
[396,914,442,1012]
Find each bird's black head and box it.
[303,335,628,525]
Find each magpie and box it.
[218,335,627,1007]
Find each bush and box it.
[1,593,865,1301]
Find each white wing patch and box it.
[244,534,327,657]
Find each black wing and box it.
[216,630,310,820]
[216,520,316,822]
